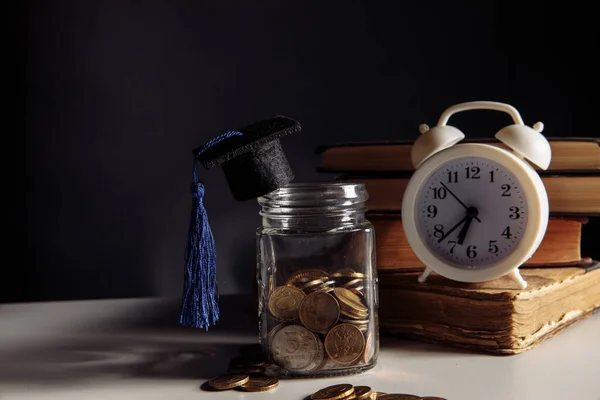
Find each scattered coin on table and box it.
[352,385,372,399]
[307,384,446,400]
[370,393,388,399]
[239,376,280,392]
[207,374,250,390]
[311,383,355,399]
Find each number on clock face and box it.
[417,157,528,268]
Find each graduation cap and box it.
[180,115,301,329]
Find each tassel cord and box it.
[179,131,243,329]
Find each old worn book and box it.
[378,262,600,354]
[317,137,600,173]
[370,214,591,271]
[343,175,600,215]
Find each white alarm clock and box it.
[401,101,551,289]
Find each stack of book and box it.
[317,138,600,354]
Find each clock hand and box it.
[437,215,469,243]
[439,182,482,223]
[457,207,479,245]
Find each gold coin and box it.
[353,386,372,399]
[332,270,366,279]
[286,269,329,285]
[370,393,388,399]
[313,279,336,294]
[300,278,327,292]
[379,395,422,400]
[299,291,340,333]
[311,383,355,400]
[339,303,369,320]
[339,317,370,325]
[207,374,250,390]
[305,279,336,294]
[333,288,368,314]
[314,285,335,294]
[239,376,279,392]
[324,323,365,364]
[199,381,219,392]
[268,285,305,320]
[343,278,365,292]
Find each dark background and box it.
[10,1,598,303]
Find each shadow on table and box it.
[0,295,259,384]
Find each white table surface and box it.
[1,296,598,400]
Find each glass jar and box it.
[256,182,378,377]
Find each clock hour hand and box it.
[440,182,482,223]
[457,206,479,245]
[437,215,469,243]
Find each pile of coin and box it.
[309,384,447,400]
[265,268,377,375]
[202,344,279,393]
[204,374,279,392]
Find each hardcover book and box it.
[378,263,600,354]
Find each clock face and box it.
[417,156,528,268]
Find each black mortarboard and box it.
[194,115,300,201]
[180,115,301,329]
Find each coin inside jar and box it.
[333,287,368,311]
[343,278,365,292]
[333,287,368,319]
[339,317,369,325]
[299,278,327,293]
[270,325,321,371]
[268,285,306,321]
[298,331,325,373]
[286,269,329,285]
[324,323,365,364]
[332,270,366,284]
[299,291,340,333]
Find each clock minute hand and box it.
[437,215,469,243]
[440,182,482,223]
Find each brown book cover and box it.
[317,137,600,174]
[340,175,600,215]
[378,262,600,354]
[369,214,591,271]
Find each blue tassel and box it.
[179,131,242,329]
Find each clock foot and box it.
[509,268,527,289]
[418,267,433,284]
